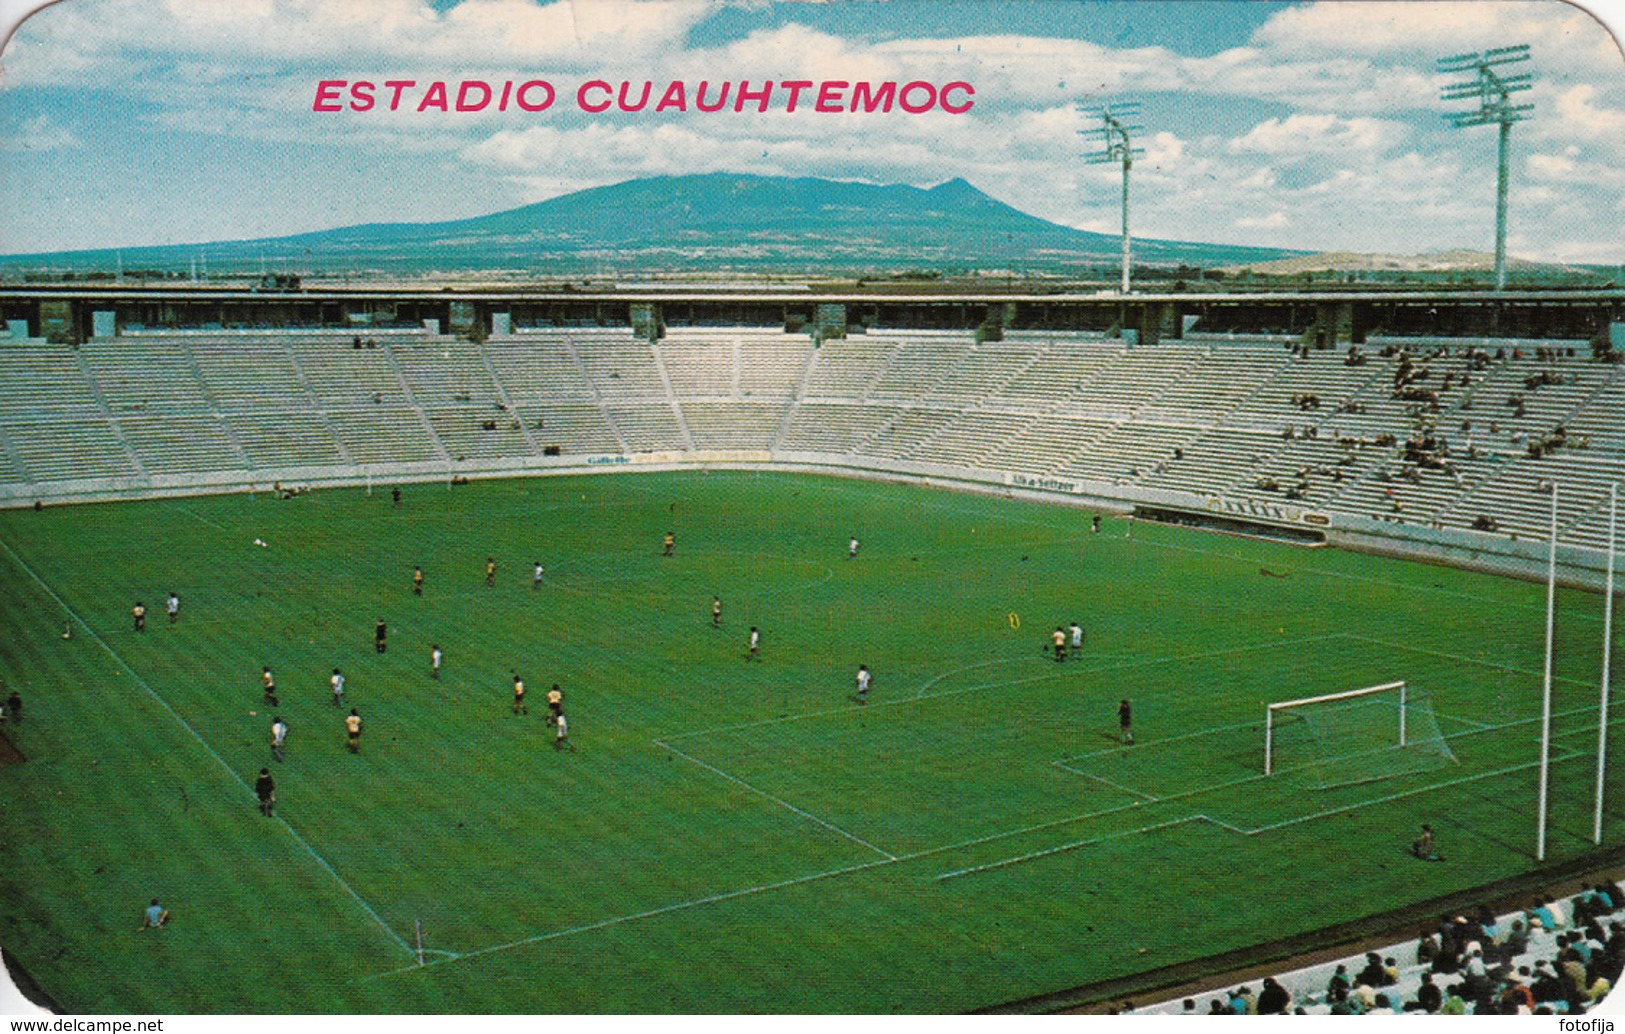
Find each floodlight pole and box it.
[1495,118,1512,291]
[1439,45,1534,293]
[1081,102,1145,296]
[1538,484,1557,861]
[1597,483,1618,844]
[1118,149,1132,296]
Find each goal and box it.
[1264,680,1458,789]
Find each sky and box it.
[0,0,1621,263]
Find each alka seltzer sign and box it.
[1008,472,1082,495]
[312,79,976,117]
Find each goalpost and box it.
[1264,680,1458,788]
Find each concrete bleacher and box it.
[1132,885,1625,1016]
[1,329,1619,558]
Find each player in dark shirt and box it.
[375,619,387,654]
[5,692,20,725]
[1118,699,1134,744]
[254,768,276,817]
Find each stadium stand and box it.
[1129,883,1625,1015]
[2,329,1620,568]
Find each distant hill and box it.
[0,173,1304,276]
[1221,248,1608,285]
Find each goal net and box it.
[1264,681,1458,789]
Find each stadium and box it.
[2,0,1625,1019]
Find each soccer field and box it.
[0,469,1617,1013]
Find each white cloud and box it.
[1235,211,1289,229]
[1230,113,1406,156]
[0,113,78,151]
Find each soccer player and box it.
[711,596,722,628]
[555,712,575,752]
[345,708,364,753]
[485,557,497,587]
[849,536,859,559]
[166,592,180,625]
[261,666,279,706]
[1091,514,1102,534]
[254,768,276,816]
[747,627,760,661]
[532,561,545,590]
[1070,621,1084,652]
[139,898,170,930]
[392,487,402,507]
[430,644,443,679]
[412,566,424,596]
[1051,626,1067,662]
[512,674,528,715]
[1411,823,1444,861]
[855,664,872,705]
[132,601,146,632]
[1118,699,1134,744]
[4,691,20,725]
[547,684,563,721]
[375,619,388,654]
[270,716,288,762]
[662,531,675,557]
[331,668,345,706]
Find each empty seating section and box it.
[530,403,620,454]
[738,335,810,398]
[7,418,134,480]
[868,333,974,400]
[777,402,898,455]
[984,415,1115,476]
[801,340,899,398]
[660,337,735,396]
[604,405,686,452]
[680,402,782,450]
[1059,423,1202,484]
[329,407,439,464]
[483,339,594,402]
[1,327,1620,560]
[575,336,666,400]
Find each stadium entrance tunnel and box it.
[1132,505,1327,546]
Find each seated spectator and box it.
[1529,899,1558,931]
[1438,983,1468,1014]
[1530,960,1570,1007]
[1326,963,1351,1003]
[1407,971,1442,1013]
[1357,950,1388,987]
[1256,977,1291,1015]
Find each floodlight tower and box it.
[1080,101,1145,294]
[1439,45,1535,291]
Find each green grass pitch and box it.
[0,469,1617,1012]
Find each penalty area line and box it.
[655,739,897,861]
[0,537,415,960]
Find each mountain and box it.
[1,173,1304,276]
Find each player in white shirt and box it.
[532,561,544,591]
[848,536,859,559]
[331,668,345,706]
[1070,622,1083,651]
[270,716,288,762]
[430,644,443,679]
[166,593,180,625]
[855,664,871,705]
[554,712,575,752]
[747,627,760,661]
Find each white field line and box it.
[654,738,897,861]
[1345,633,1595,689]
[800,472,1604,624]
[663,631,1350,744]
[163,501,229,530]
[356,854,899,983]
[941,751,1592,882]
[0,537,415,960]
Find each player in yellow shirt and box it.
[412,566,424,596]
[512,674,528,715]
[547,684,563,721]
[485,557,497,587]
[711,596,723,628]
[662,531,675,557]
[132,602,146,633]
[345,709,363,753]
